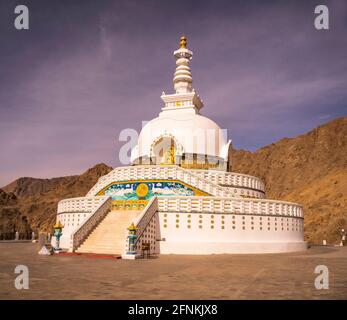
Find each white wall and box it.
[156,211,306,254]
[55,212,89,249]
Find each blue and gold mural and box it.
[97,180,209,200]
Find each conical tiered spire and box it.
[160,36,203,114]
[173,35,193,94]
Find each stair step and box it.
[86,235,127,239]
[76,210,141,254]
[77,247,124,251]
[78,245,125,249]
[79,244,125,248]
[77,250,122,254]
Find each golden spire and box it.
[179,35,187,48]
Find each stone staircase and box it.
[76,210,141,255]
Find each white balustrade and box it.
[57,196,108,214]
[156,196,304,219]
[126,197,159,255]
[64,196,112,252]
[190,169,265,192]
[86,165,265,198]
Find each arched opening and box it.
[152,137,176,165]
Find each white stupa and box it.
[55,36,306,256]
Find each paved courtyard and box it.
[0,243,346,299]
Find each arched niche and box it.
[150,134,183,165]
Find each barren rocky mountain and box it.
[232,116,347,244]
[0,117,346,244]
[0,164,113,236]
[0,189,31,237]
[3,176,77,198]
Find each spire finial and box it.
[173,35,193,94]
[179,35,187,48]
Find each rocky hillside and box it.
[0,189,31,237]
[3,176,76,198]
[0,163,113,235]
[0,116,346,244]
[232,116,347,244]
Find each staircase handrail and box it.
[133,197,158,247]
[70,196,112,252]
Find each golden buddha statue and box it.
[162,145,175,165]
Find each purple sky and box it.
[0,0,346,186]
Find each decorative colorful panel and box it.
[99,180,208,200]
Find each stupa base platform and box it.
[159,241,307,255]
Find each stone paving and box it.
[0,243,346,299]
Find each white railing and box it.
[86,165,259,198]
[190,169,265,192]
[124,197,158,255]
[157,196,304,218]
[69,196,112,252]
[57,196,109,214]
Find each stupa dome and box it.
[131,110,230,163]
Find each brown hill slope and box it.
[284,169,346,244]
[3,176,76,198]
[0,189,31,236]
[0,163,113,235]
[232,116,347,244]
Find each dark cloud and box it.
[0,0,346,185]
